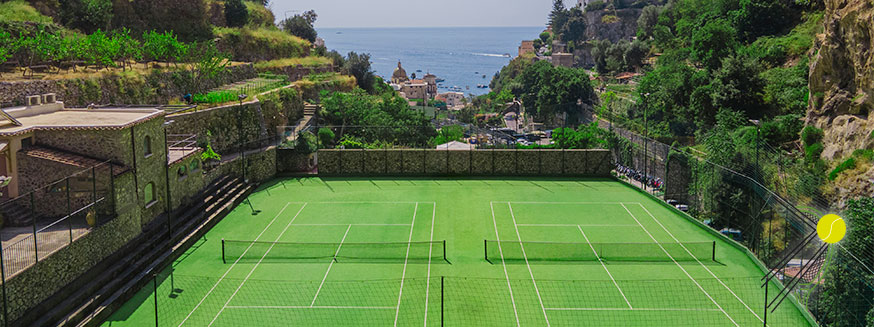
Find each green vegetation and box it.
[0,0,54,24]
[253,56,332,70]
[432,125,464,145]
[811,197,874,326]
[224,0,249,28]
[279,10,317,43]
[828,158,856,181]
[319,89,436,148]
[213,27,310,61]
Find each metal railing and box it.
[0,161,116,280]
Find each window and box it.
[143,136,152,157]
[177,166,187,180]
[190,160,200,172]
[144,182,155,207]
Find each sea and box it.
[316,27,543,96]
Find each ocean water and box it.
[317,27,543,96]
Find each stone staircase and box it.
[13,175,254,327]
[0,201,37,227]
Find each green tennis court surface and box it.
[101,177,812,326]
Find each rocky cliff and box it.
[807,0,874,201]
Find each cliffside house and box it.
[552,52,575,68]
[519,40,536,57]
[0,95,200,227]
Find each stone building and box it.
[519,40,535,57]
[0,95,202,225]
[552,52,575,68]
[437,92,465,109]
[390,62,438,101]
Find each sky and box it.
[269,0,578,28]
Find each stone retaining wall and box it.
[0,64,256,106]
[315,149,613,177]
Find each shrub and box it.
[804,142,824,163]
[601,15,620,24]
[318,128,335,147]
[801,126,824,147]
[585,0,607,11]
[224,0,249,28]
[828,157,856,181]
[296,131,318,154]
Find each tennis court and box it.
[101,177,813,326]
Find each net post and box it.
[443,240,446,263]
[483,240,488,263]
[153,273,159,327]
[712,241,716,261]
[221,239,226,264]
[31,192,37,262]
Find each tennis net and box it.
[484,240,716,263]
[222,239,447,263]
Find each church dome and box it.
[392,62,409,83]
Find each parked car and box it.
[675,204,689,212]
[666,199,679,206]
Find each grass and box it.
[101,177,812,327]
[0,0,53,24]
[190,76,289,105]
[254,57,333,71]
[214,27,310,61]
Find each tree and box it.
[344,52,376,93]
[637,5,662,40]
[281,12,318,43]
[812,197,874,327]
[733,0,792,41]
[539,31,551,43]
[549,0,567,30]
[224,0,249,28]
[557,7,586,43]
[624,39,649,71]
[691,18,738,71]
[317,128,335,147]
[60,0,113,34]
[710,54,766,119]
[518,60,595,125]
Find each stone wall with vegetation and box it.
[315,149,613,176]
[256,64,334,83]
[0,64,256,106]
[168,153,206,211]
[167,87,303,153]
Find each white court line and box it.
[206,204,309,327]
[423,202,437,326]
[311,224,352,307]
[177,202,293,327]
[490,202,521,327]
[507,202,551,327]
[393,202,419,327]
[293,223,411,226]
[509,202,639,205]
[226,305,395,310]
[518,224,640,227]
[545,307,722,312]
[620,204,739,327]
[577,225,632,309]
[636,203,764,323]
[309,201,421,204]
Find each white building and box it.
[437,92,466,109]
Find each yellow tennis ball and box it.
[817,214,846,244]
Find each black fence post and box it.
[92,166,97,206]
[153,274,159,327]
[30,192,37,262]
[483,240,488,263]
[222,239,226,264]
[441,275,444,327]
[443,240,447,262]
[712,241,716,261]
[66,177,72,243]
[0,240,7,327]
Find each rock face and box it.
[807,0,874,160]
[807,0,874,201]
[583,8,643,43]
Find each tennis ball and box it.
[817,214,846,244]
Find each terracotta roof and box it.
[22,147,128,175]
